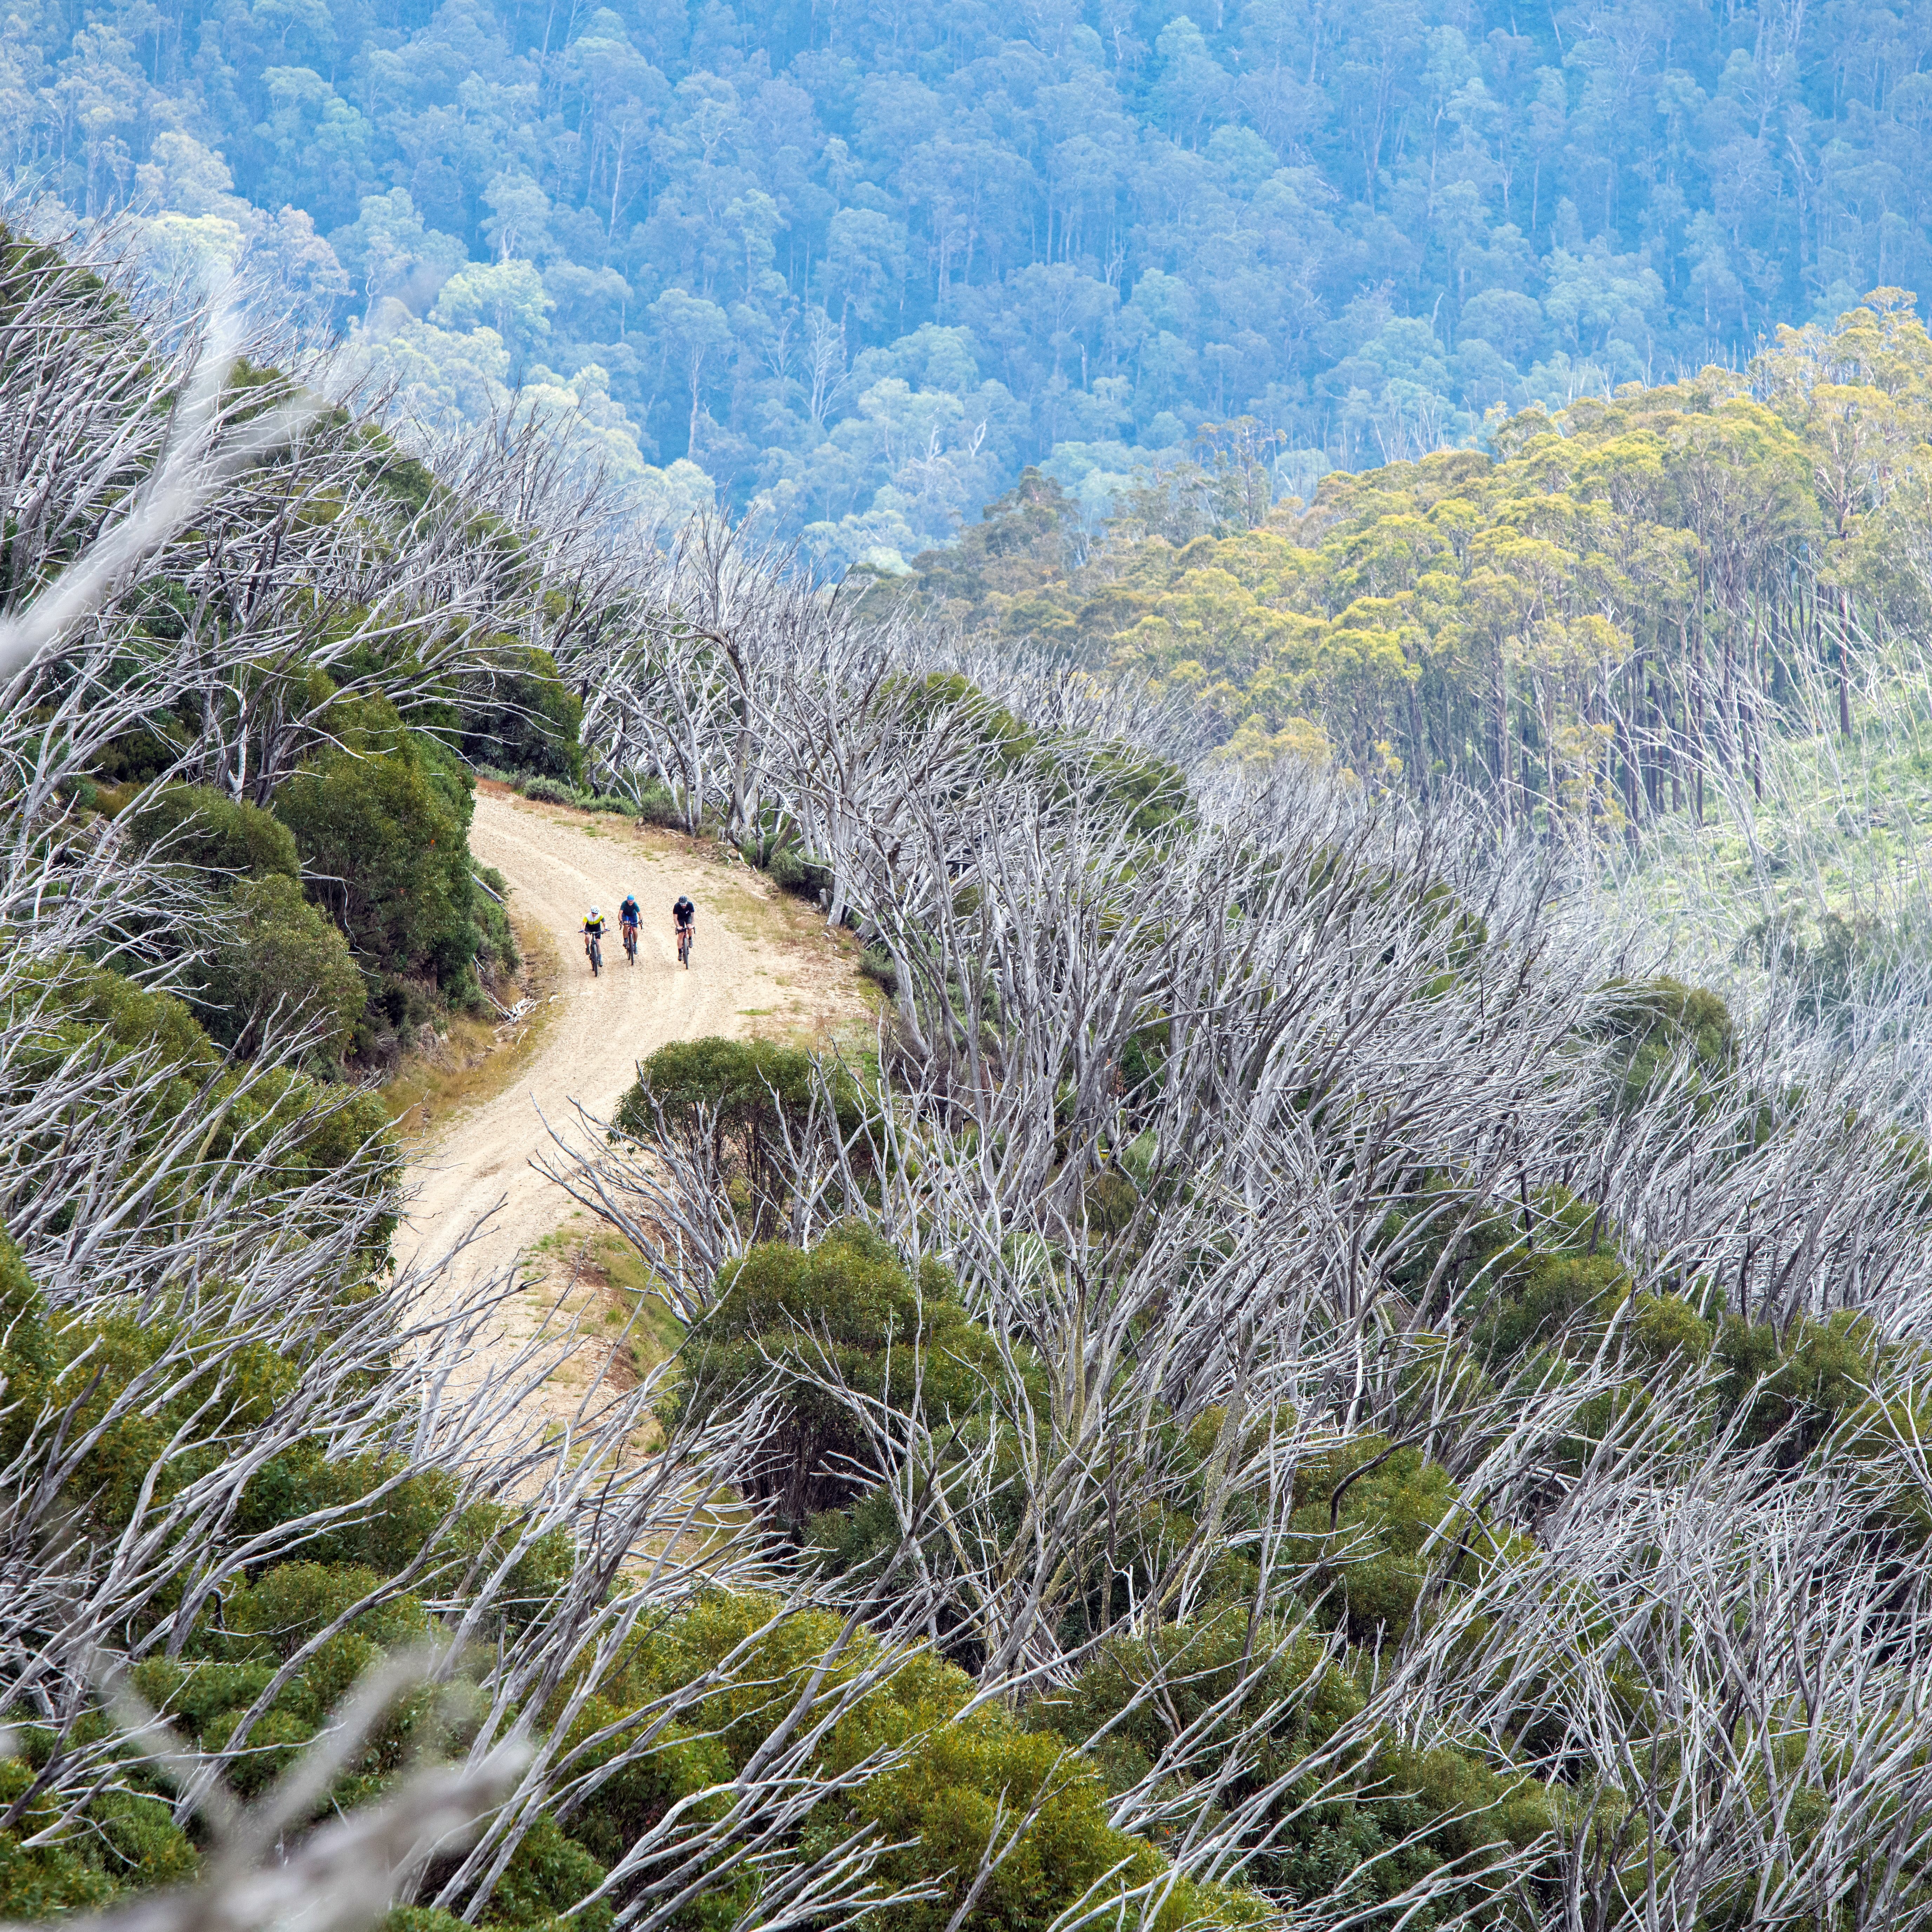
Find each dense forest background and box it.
[8,0,1932,570]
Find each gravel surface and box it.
[392,788,867,1403]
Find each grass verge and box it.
[383,909,563,1135]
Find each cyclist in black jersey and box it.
[673,894,695,967]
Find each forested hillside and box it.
[875,289,1932,924]
[15,214,1932,1932]
[11,0,1932,565]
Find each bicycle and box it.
[587,933,603,976]
[676,923,694,968]
[622,920,638,964]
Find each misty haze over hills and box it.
[7,0,1926,568]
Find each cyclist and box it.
[582,905,606,975]
[618,893,641,963]
[672,893,696,968]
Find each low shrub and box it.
[125,783,299,881]
[471,866,519,979]
[767,843,832,900]
[669,1229,997,1524]
[274,713,481,1004]
[457,648,584,785]
[196,873,365,1060]
[2,957,399,1265]
[633,781,683,827]
[0,1829,115,1917]
[1286,1437,1514,1646]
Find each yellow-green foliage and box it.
[0,1233,49,1457]
[199,872,366,1061]
[1043,1616,1550,1916]
[229,1440,572,1602]
[0,1825,115,1918]
[0,1233,308,1526]
[273,700,487,1002]
[124,782,300,882]
[129,1568,433,1799]
[2,957,397,1251]
[1716,1309,1884,1459]
[670,1229,1000,1523]
[22,1304,298,1528]
[1595,976,1734,1111]
[1627,1292,1715,1367]
[0,1754,195,1911]
[1287,1438,1514,1647]
[613,1593,1266,1932]
[1076,345,1854,813]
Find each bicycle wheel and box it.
[590,937,602,976]
[624,928,636,963]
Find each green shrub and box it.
[1470,1250,1629,1362]
[616,1037,862,1240]
[89,1791,198,1884]
[274,721,480,996]
[620,1594,1264,1932]
[197,873,365,1060]
[1087,744,1191,838]
[1044,1615,1548,1914]
[220,1562,429,1661]
[1597,975,1734,1109]
[203,1706,318,1797]
[521,775,578,805]
[1716,1310,1883,1458]
[767,843,832,899]
[633,781,682,827]
[858,945,898,997]
[1286,1438,1512,1646]
[471,866,519,979]
[483,1814,612,1932]
[10,1291,305,1530]
[670,1230,999,1524]
[125,783,299,880]
[1627,1291,1715,1366]
[2,958,398,1257]
[0,1235,50,1459]
[458,648,584,783]
[1045,1615,1361,1807]
[550,1699,733,1870]
[0,1830,114,1917]
[841,1695,1264,1932]
[226,1444,573,1617]
[382,1910,472,1932]
[129,1659,276,1736]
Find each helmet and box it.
[589,906,601,920]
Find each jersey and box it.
[618,896,640,927]
[583,914,606,939]
[672,895,695,930]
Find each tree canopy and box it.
[18,0,1932,567]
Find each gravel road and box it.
[394,786,856,1316]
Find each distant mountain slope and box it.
[12,0,1932,564]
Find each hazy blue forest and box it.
[5,0,1927,568]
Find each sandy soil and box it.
[392,785,871,1412]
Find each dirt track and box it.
[393,786,867,1352]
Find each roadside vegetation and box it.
[8,221,1932,1932]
